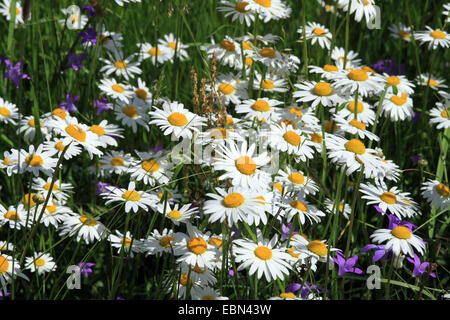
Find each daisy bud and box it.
[32,192,46,204]
[418,159,428,166]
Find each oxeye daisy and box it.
[17,115,49,143]
[164,270,201,299]
[88,120,124,147]
[114,99,149,133]
[173,224,219,269]
[370,225,426,257]
[267,122,315,162]
[375,73,415,95]
[38,201,73,228]
[18,144,58,177]
[137,42,172,64]
[297,22,332,50]
[149,101,205,140]
[246,0,291,22]
[309,64,342,80]
[133,78,152,103]
[98,151,134,175]
[0,240,14,252]
[331,47,362,68]
[102,181,156,213]
[333,114,379,141]
[341,0,377,24]
[233,230,293,282]
[444,2,450,22]
[202,36,242,69]
[416,73,448,91]
[59,7,88,30]
[330,68,381,98]
[158,33,190,62]
[99,50,141,81]
[142,228,184,256]
[195,127,244,148]
[96,29,124,52]
[180,261,219,286]
[253,71,288,93]
[203,187,267,226]
[217,1,255,27]
[0,253,29,289]
[191,286,229,300]
[0,97,18,125]
[278,192,326,225]
[98,78,133,103]
[235,98,283,122]
[332,99,376,125]
[0,204,30,230]
[46,117,105,159]
[129,150,172,186]
[25,252,57,275]
[32,177,73,203]
[414,26,450,50]
[213,140,271,189]
[283,104,320,128]
[209,72,248,106]
[58,213,109,244]
[381,92,414,121]
[388,23,413,42]
[359,180,419,219]
[293,80,344,109]
[324,198,351,220]
[157,202,199,226]
[275,166,319,195]
[290,234,338,265]
[254,46,284,68]
[429,102,450,130]
[421,180,450,211]
[149,188,182,205]
[42,138,82,160]
[108,230,142,258]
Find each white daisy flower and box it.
[340,0,377,24]
[370,226,426,257]
[0,253,29,289]
[158,33,190,61]
[293,80,344,108]
[375,73,415,95]
[17,115,49,143]
[332,99,376,125]
[129,150,172,186]
[309,64,342,80]
[31,177,73,203]
[246,0,291,22]
[114,99,149,133]
[102,181,156,213]
[253,72,288,93]
[331,46,362,68]
[209,72,248,105]
[388,23,413,42]
[99,50,142,81]
[297,22,332,50]
[108,230,142,258]
[381,92,414,121]
[88,120,124,147]
[416,73,448,91]
[42,138,82,160]
[0,204,30,230]
[202,36,242,69]
[290,234,338,264]
[98,78,134,103]
[235,98,283,122]
[38,201,73,228]
[99,151,134,175]
[0,97,18,125]
[333,114,379,141]
[59,7,88,30]
[137,42,172,64]
[142,228,184,256]
[421,180,450,211]
[275,166,319,195]
[133,78,153,103]
[191,286,229,300]
[217,1,255,27]
[324,198,351,220]
[330,68,382,98]
[414,26,450,50]
[278,192,326,225]
[157,202,199,226]
[58,213,109,244]
[17,144,58,177]
[25,252,57,275]
[429,102,450,130]
[0,0,25,24]
[0,241,14,252]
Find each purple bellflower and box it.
[406,254,436,278]
[59,93,80,113]
[332,251,364,276]
[4,59,30,88]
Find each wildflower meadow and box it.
[0,0,449,304]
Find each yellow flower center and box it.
[112,84,125,93]
[120,238,132,248]
[348,69,369,81]
[386,76,400,86]
[46,203,57,214]
[287,248,300,258]
[261,79,275,89]
[89,125,105,136]
[430,30,446,39]
[180,273,192,287]
[398,30,410,39]
[100,34,109,45]
[344,139,366,155]
[220,40,236,52]
[149,47,162,56]
[28,118,42,128]
[260,48,276,58]
[43,182,58,191]
[122,105,138,118]
[52,108,67,119]
[427,79,438,87]
[252,100,270,112]
[219,82,235,95]
[313,82,333,96]
[201,295,215,300]
[362,66,376,75]
[441,109,449,119]
[167,210,181,220]
[4,211,19,220]
[307,240,327,256]
[168,112,188,126]
[135,88,148,100]
[236,1,250,12]
[22,193,36,207]
[235,156,256,175]
[310,132,322,143]
[289,107,303,117]
[192,264,207,273]
[159,236,176,248]
[283,131,301,146]
[245,56,253,66]
[273,182,284,193]
[242,41,253,50]
[380,191,397,204]
[313,27,326,36]
[0,107,11,117]
[209,237,223,248]
[288,172,305,185]
[111,157,124,166]
[35,258,45,267]
[114,60,127,69]
[280,292,296,299]
[347,101,364,113]
[187,237,207,255]
[55,141,65,151]
[324,120,339,133]
[167,42,176,50]
[254,246,272,260]
[210,128,228,139]
[223,192,245,208]
[122,190,141,202]
[79,215,98,227]
[435,183,450,197]
[0,256,9,273]
[391,226,411,239]
[390,93,408,106]
[254,0,271,8]
[349,119,366,130]
[65,124,87,142]
[25,154,43,167]
[323,64,339,72]
[290,200,308,212]
[2,157,15,165]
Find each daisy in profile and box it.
[149,101,204,140]
[46,117,105,159]
[333,99,376,125]
[421,180,450,211]
[444,2,450,22]
[416,73,448,91]
[0,97,18,125]
[0,253,29,289]
[254,46,285,69]
[253,72,288,93]
[246,0,291,22]
[341,0,377,24]
[18,144,58,177]
[102,181,155,213]
[133,78,152,103]
[0,204,30,230]
[309,64,342,80]
[213,140,271,189]
[42,138,82,160]
[97,29,124,52]
[88,120,124,148]
[0,0,25,24]
[203,187,267,225]
[331,47,362,68]
[0,241,14,252]
[202,36,242,69]
[278,192,326,225]
[283,104,320,128]
[217,1,255,27]
[209,72,248,106]
[275,166,319,195]
[32,177,73,203]
[99,151,134,175]
[324,198,351,219]
[375,73,415,95]
[370,224,426,257]
[414,26,450,50]
[290,235,338,266]
[157,202,199,226]
[100,50,141,80]
[388,23,412,42]
[137,42,172,64]
[297,22,332,50]
[108,230,142,258]
[381,92,414,121]
[129,150,172,186]
[174,224,219,269]
[330,68,381,98]
[114,99,149,133]
[293,80,343,108]
[233,230,293,281]
[180,261,218,285]
[17,115,48,143]
[191,286,229,300]
[235,98,283,122]
[359,180,419,219]
[98,78,133,103]
[58,213,109,244]
[38,201,73,228]
[142,228,184,256]
[429,103,450,129]
[158,33,189,62]
[333,114,379,141]
[25,252,57,275]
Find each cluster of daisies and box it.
[0,0,449,300]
